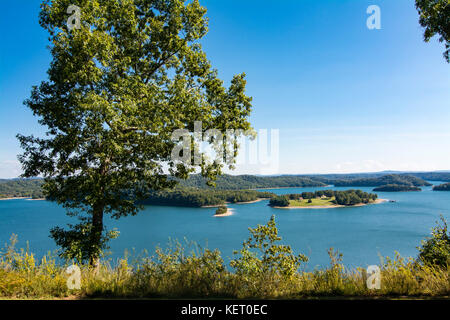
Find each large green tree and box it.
[17,0,252,266]
[415,0,450,62]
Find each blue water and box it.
[0,182,449,270]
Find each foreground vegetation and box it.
[1,216,448,299]
[0,179,44,199]
[332,174,431,187]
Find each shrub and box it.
[230,216,308,297]
[417,215,450,267]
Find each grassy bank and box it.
[1,218,449,300]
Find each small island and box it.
[213,205,233,217]
[433,182,450,191]
[269,190,382,209]
[373,184,421,192]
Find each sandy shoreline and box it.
[273,198,388,209]
[234,198,267,204]
[0,197,47,201]
[213,208,234,217]
[252,185,332,190]
[202,198,268,208]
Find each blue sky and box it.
[0,0,449,178]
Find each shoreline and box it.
[234,198,267,204]
[202,198,268,208]
[213,208,234,217]
[0,197,47,201]
[252,185,331,190]
[272,198,388,209]
[0,197,30,201]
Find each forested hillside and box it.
[139,188,274,207]
[0,179,44,199]
[178,174,326,189]
[269,189,378,207]
[332,174,431,187]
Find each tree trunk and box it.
[89,202,104,269]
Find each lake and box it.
[1,182,449,270]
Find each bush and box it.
[417,215,450,267]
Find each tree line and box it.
[178,174,327,189]
[332,174,431,187]
[373,184,422,192]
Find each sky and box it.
[0,0,449,178]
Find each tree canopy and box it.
[17,0,252,265]
[416,0,450,62]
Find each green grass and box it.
[289,197,336,207]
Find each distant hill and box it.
[178,174,327,190]
[0,179,44,199]
[331,174,431,187]
[373,184,422,192]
